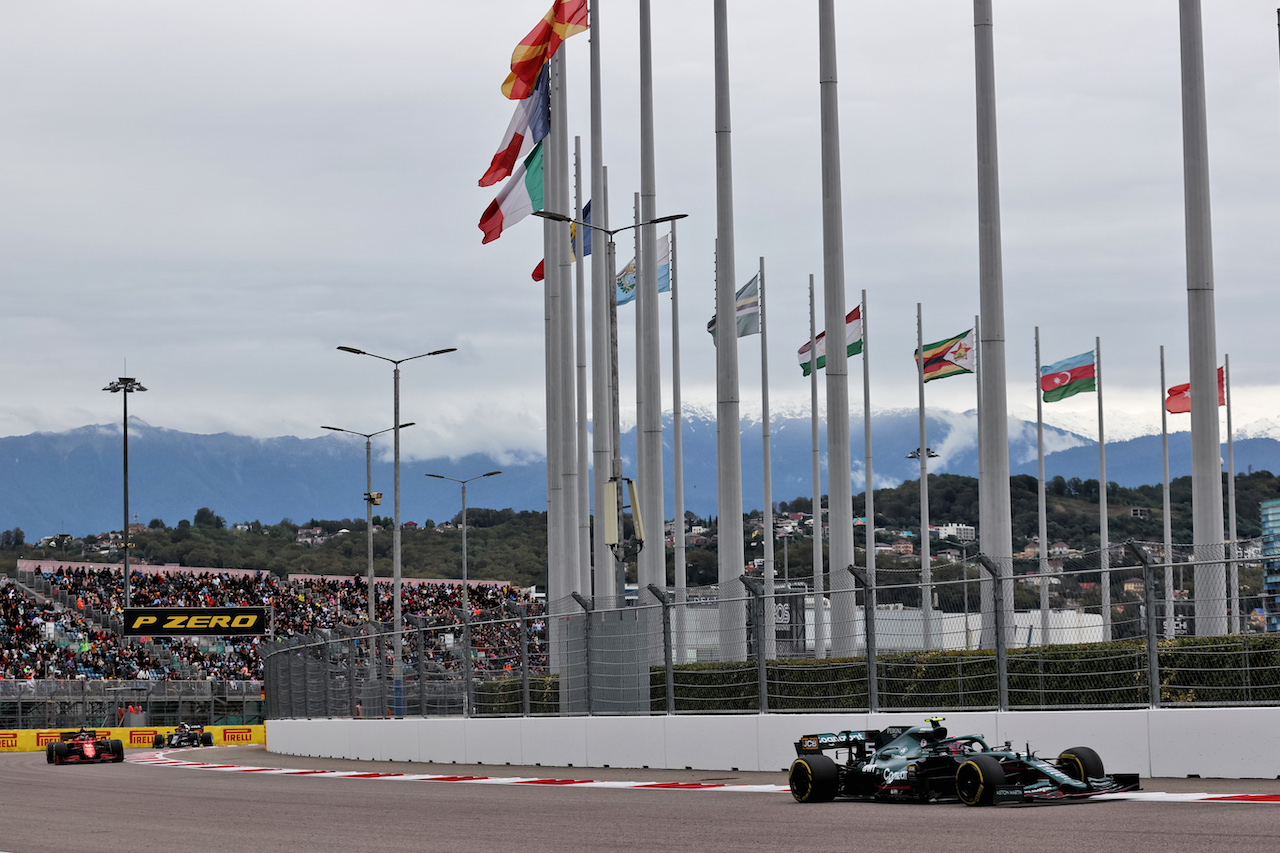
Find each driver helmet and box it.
[177,722,189,732]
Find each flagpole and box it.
[633,193,644,581]
[818,0,857,658]
[861,288,876,708]
[713,0,746,660]
[638,0,665,602]
[1179,0,1226,636]
[760,257,776,659]
[915,303,933,650]
[809,275,826,659]
[589,0,612,601]
[1095,337,1110,640]
[1225,353,1238,632]
[974,313,985,650]
[1161,345,1175,638]
[556,49,579,617]
[543,50,566,637]
[1036,327,1049,645]
[670,218,687,660]
[974,0,1014,654]
[574,135,591,597]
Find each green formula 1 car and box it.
[788,717,1139,805]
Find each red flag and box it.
[1165,366,1225,414]
[501,0,589,100]
[532,259,545,281]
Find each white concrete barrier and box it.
[266,707,1280,779]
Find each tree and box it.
[193,507,226,530]
[148,518,165,529]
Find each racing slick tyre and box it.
[52,741,69,765]
[45,743,55,764]
[153,734,165,748]
[110,740,125,762]
[1056,746,1105,788]
[789,754,839,803]
[955,754,1006,806]
[201,731,214,747]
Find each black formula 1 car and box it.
[153,723,214,749]
[788,717,1139,806]
[46,730,124,765]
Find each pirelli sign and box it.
[122,607,270,637]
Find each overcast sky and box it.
[2,1,1277,466]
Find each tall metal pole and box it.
[809,275,826,659]
[392,363,404,705]
[589,0,611,599]
[1161,346,1175,638]
[861,289,876,706]
[638,0,664,600]
[974,0,1014,648]
[671,219,687,660]
[759,257,776,659]
[713,0,746,659]
[1097,337,1110,640]
[574,135,591,597]
[818,0,857,658]
[1225,354,1238,632]
[462,478,471,716]
[1178,0,1226,635]
[337,345,455,710]
[104,377,146,609]
[915,304,932,650]
[1035,328,1050,643]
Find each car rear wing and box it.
[794,726,910,757]
[60,730,99,741]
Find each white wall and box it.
[266,707,1280,779]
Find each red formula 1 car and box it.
[46,729,125,765]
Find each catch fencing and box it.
[0,678,265,729]
[263,538,1280,718]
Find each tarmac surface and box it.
[2,745,1278,853]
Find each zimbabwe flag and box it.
[916,329,975,382]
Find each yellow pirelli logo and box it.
[0,733,17,748]
[131,729,159,745]
[36,732,62,746]
[222,727,254,743]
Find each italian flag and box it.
[797,307,862,376]
[478,143,544,245]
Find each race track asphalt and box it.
[2,746,1278,853]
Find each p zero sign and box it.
[122,607,269,637]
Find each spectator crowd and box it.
[2,563,545,683]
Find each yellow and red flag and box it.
[501,0,589,100]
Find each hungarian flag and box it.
[478,143,543,244]
[481,66,550,187]
[1165,366,1225,413]
[501,0,589,100]
[916,328,975,382]
[1040,351,1096,403]
[797,307,862,376]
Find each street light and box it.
[103,376,146,609]
[426,470,501,717]
[533,209,687,598]
[321,423,415,624]
[338,344,455,713]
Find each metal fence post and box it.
[848,565,878,712]
[738,577,768,714]
[647,584,675,715]
[1124,540,1161,709]
[977,555,1008,711]
[571,593,593,716]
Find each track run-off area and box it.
[3,746,1279,853]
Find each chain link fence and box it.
[0,679,264,729]
[264,537,1279,718]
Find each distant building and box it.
[938,523,975,542]
[892,539,915,556]
[1262,498,1280,633]
[1130,507,1150,519]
